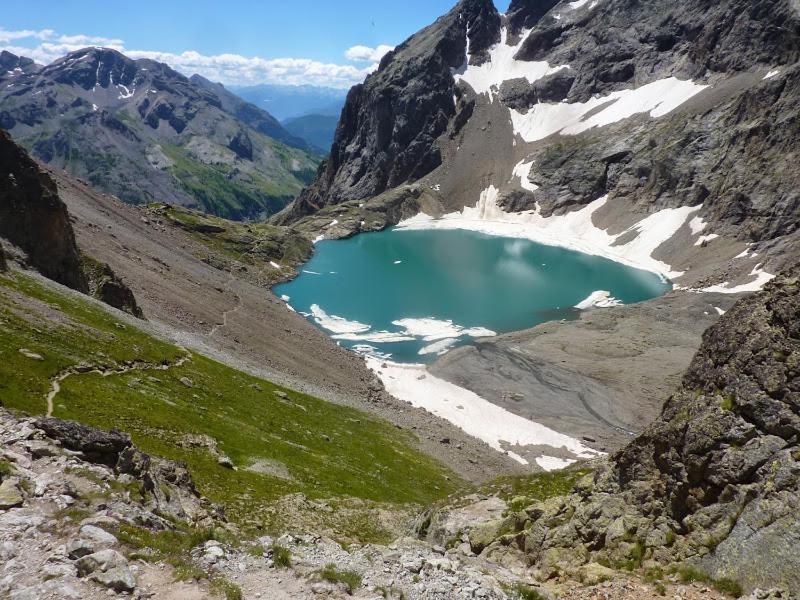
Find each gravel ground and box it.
[430,291,742,452]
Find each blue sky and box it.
[0,0,511,88]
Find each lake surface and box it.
[275,228,670,364]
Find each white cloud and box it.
[0,27,388,89]
[0,28,54,44]
[126,49,376,88]
[56,34,125,46]
[345,44,394,63]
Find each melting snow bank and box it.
[367,358,602,469]
[510,77,708,142]
[700,264,776,294]
[454,26,569,101]
[309,306,495,356]
[310,304,370,335]
[397,186,698,279]
[575,290,622,309]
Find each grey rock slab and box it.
[76,549,127,576]
[79,524,118,546]
[90,565,136,592]
[0,478,24,510]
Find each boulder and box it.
[75,549,127,577]
[578,562,616,585]
[90,565,136,592]
[66,539,94,560]
[75,549,128,577]
[79,524,118,546]
[0,477,24,509]
[34,418,131,467]
[469,519,506,554]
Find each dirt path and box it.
[46,352,192,417]
[208,273,243,338]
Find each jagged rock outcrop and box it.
[508,0,800,102]
[0,129,143,315]
[34,418,131,467]
[35,416,215,523]
[274,0,500,223]
[0,128,87,290]
[0,50,39,77]
[479,265,800,594]
[0,48,319,220]
[80,255,143,318]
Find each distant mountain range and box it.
[229,83,347,121]
[281,113,339,153]
[0,48,321,220]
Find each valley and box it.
[0,0,799,598]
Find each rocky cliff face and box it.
[0,129,142,316]
[275,0,500,222]
[0,128,86,290]
[475,266,800,594]
[507,0,800,102]
[280,0,800,284]
[0,48,319,220]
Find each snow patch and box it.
[688,216,707,235]
[512,159,538,192]
[764,69,781,80]
[117,84,134,100]
[334,331,417,343]
[270,261,282,269]
[367,358,602,467]
[454,27,570,101]
[715,307,726,316]
[694,234,719,246]
[575,290,622,309]
[700,264,776,294]
[310,304,370,335]
[418,338,459,356]
[510,77,708,142]
[308,312,495,353]
[688,216,719,245]
[397,186,699,279]
[393,318,495,341]
[536,456,578,470]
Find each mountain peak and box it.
[0,50,39,76]
[44,46,139,91]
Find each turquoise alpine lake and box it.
[274,228,671,364]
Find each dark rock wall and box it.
[512,0,800,102]
[0,128,87,290]
[276,0,501,223]
[510,65,800,242]
[0,129,143,316]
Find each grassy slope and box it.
[161,133,317,220]
[147,204,313,285]
[0,271,460,531]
